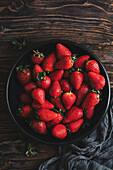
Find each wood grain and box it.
[0,0,113,169]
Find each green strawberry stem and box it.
[91,89,101,95]
[25,143,38,157]
[69,66,83,73]
[16,65,30,73]
[36,71,46,81]
[33,50,44,58]
[71,54,77,62]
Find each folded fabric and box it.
[39,98,113,170]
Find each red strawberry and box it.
[82,92,100,109]
[83,72,89,83]
[74,55,90,69]
[88,72,106,90]
[16,65,32,86]
[50,96,66,112]
[70,71,83,90]
[49,70,64,81]
[49,81,61,97]
[63,106,83,123]
[75,84,89,106]
[52,124,67,139]
[54,56,74,70]
[20,92,32,104]
[62,92,76,110]
[42,52,57,72]
[37,109,58,122]
[86,60,100,73]
[33,64,43,80]
[47,113,63,128]
[60,79,73,92]
[56,43,72,60]
[32,100,54,109]
[63,70,70,78]
[31,50,44,64]
[85,106,95,119]
[17,105,33,118]
[36,72,51,89]
[31,88,45,104]
[25,82,37,93]
[67,119,83,133]
[31,120,47,135]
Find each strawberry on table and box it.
[85,106,95,119]
[31,88,45,104]
[25,82,37,93]
[67,119,83,133]
[32,100,54,109]
[56,43,72,60]
[42,52,57,72]
[63,106,83,123]
[60,79,73,92]
[20,92,32,104]
[37,109,58,122]
[17,105,33,118]
[50,96,66,112]
[49,81,61,97]
[82,92,100,109]
[70,69,83,90]
[74,55,90,69]
[88,72,106,90]
[49,70,64,81]
[31,50,45,64]
[52,124,67,139]
[62,92,76,110]
[33,64,43,80]
[54,56,74,70]
[47,113,63,128]
[86,60,100,73]
[36,72,51,89]
[31,120,47,135]
[16,65,32,86]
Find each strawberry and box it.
[37,109,58,122]
[83,72,89,83]
[75,84,89,106]
[33,64,43,80]
[86,60,100,73]
[31,120,47,135]
[60,79,73,92]
[82,92,100,109]
[42,52,57,72]
[63,106,83,123]
[25,82,37,93]
[36,72,51,89]
[31,50,45,64]
[74,55,90,69]
[49,70,64,81]
[56,43,72,60]
[70,70,83,90]
[54,56,74,70]
[31,88,45,104]
[62,92,76,110]
[20,92,32,104]
[47,113,63,128]
[16,65,32,86]
[32,100,54,109]
[17,105,33,118]
[67,119,83,133]
[50,96,66,112]
[49,81,61,97]
[63,70,70,78]
[85,106,95,119]
[88,72,106,90]
[52,124,67,139]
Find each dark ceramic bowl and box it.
[6,40,111,145]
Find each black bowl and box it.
[6,40,111,145]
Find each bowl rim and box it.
[6,39,111,145]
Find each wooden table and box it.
[0,0,113,169]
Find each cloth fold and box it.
[39,98,113,170]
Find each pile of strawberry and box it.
[16,43,106,139]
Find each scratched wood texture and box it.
[0,0,113,169]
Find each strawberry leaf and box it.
[25,143,38,157]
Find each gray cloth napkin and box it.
[39,98,113,170]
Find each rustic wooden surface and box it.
[0,0,113,169]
